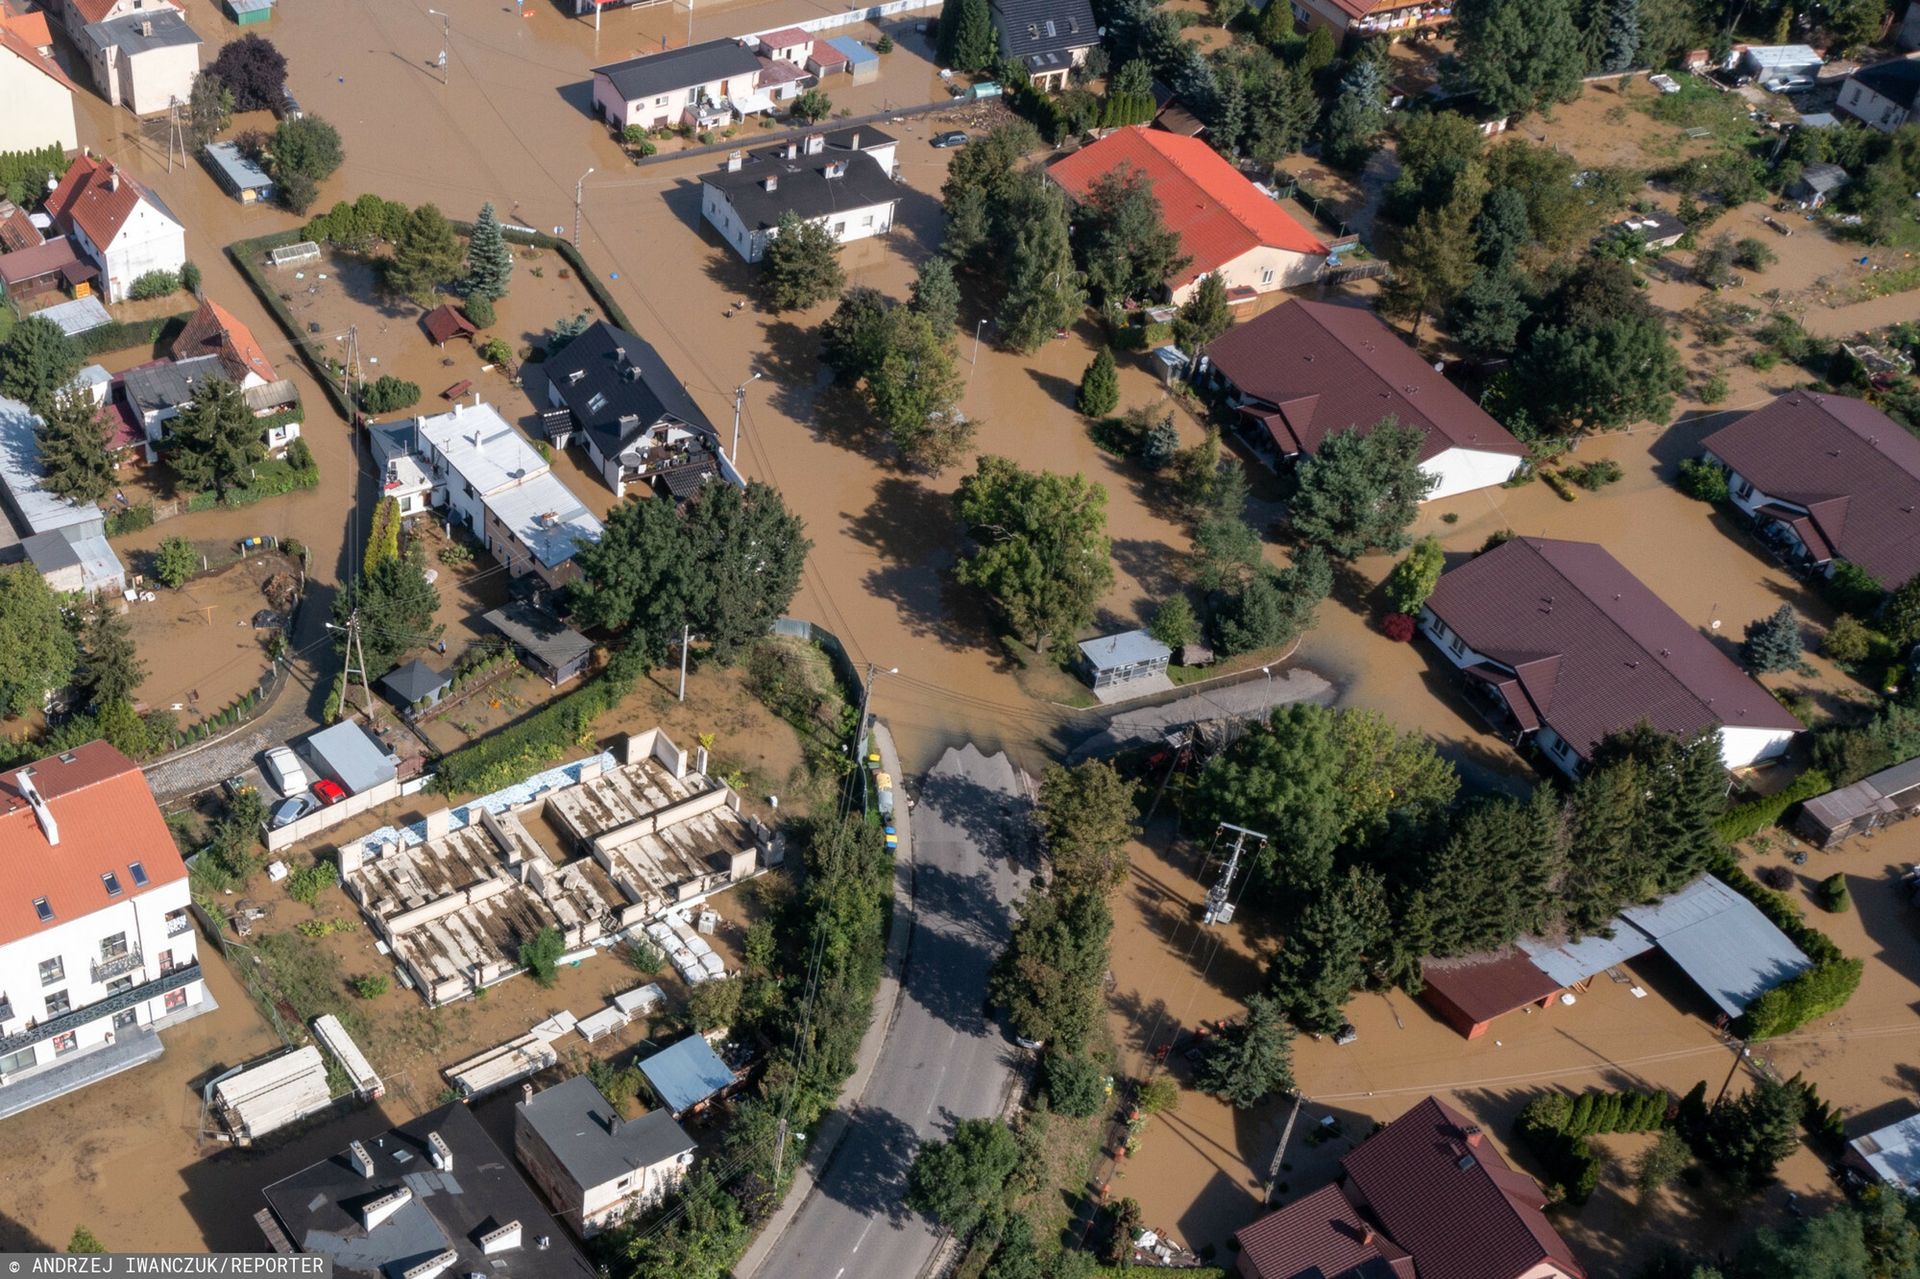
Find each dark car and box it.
[931,131,969,148]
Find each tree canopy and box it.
[168,377,265,497]
[1075,165,1190,312]
[0,564,76,719]
[1037,759,1139,896]
[1456,0,1586,118]
[990,882,1112,1051]
[763,211,845,310]
[385,202,464,307]
[937,0,998,72]
[953,456,1114,652]
[464,202,514,301]
[1289,419,1437,557]
[35,387,115,503]
[0,316,81,416]
[907,1119,1022,1236]
[208,35,287,111]
[1195,990,1295,1106]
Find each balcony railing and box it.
[166,914,192,937]
[91,949,143,984]
[0,963,200,1057]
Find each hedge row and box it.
[183,456,319,512]
[433,644,642,795]
[1517,1088,1670,1204]
[226,229,358,425]
[1714,768,1833,843]
[1706,851,1862,1039]
[75,312,193,358]
[1707,850,1842,965]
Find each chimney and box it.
[361,1187,413,1231]
[764,174,779,192]
[399,1249,457,1279]
[428,1130,454,1171]
[784,141,797,159]
[348,1140,375,1179]
[726,149,743,172]
[613,345,626,366]
[478,1221,522,1254]
[521,1082,534,1106]
[15,771,57,846]
[848,130,860,150]
[805,133,825,155]
[1462,1124,1483,1148]
[139,20,150,36]
[106,168,121,193]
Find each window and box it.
[861,213,874,228]
[100,933,129,961]
[159,949,177,975]
[38,957,63,986]
[1734,477,1753,500]
[128,862,148,887]
[101,872,121,898]
[164,988,187,1012]
[52,1031,76,1056]
[107,976,133,995]
[654,95,668,106]
[32,898,52,923]
[0,1047,34,1075]
[1448,634,1466,658]
[1260,267,1275,285]
[44,990,69,1017]
[112,1008,138,1031]
[1552,736,1573,759]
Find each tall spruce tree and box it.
[0,315,81,416]
[1456,0,1586,118]
[1743,604,1804,674]
[1269,865,1391,1034]
[1077,347,1120,417]
[1173,272,1233,355]
[1422,788,1568,956]
[168,377,264,497]
[1601,0,1642,72]
[464,201,514,301]
[995,176,1084,352]
[1321,56,1387,170]
[908,254,962,334]
[938,0,997,71]
[1195,990,1295,1107]
[75,603,145,711]
[35,386,115,503]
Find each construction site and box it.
[339,729,771,1006]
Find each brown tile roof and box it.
[0,741,186,947]
[1342,1097,1585,1279]
[757,25,811,47]
[1423,537,1800,762]
[0,199,41,252]
[0,235,89,287]
[1420,948,1564,1025]
[170,297,276,383]
[1237,1184,1415,1279]
[1701,390,1920,589]
[1206,300,1524,464]
[422,302,477,346]
[48,153,174,251]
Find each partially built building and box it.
[340,730,770,1006]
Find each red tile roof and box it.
[1423,537,1801,764]
[66,0,144,29]
[1048,128,1326,289]
[170,297,277,383]
[807,39,848,66]
[421,303,477,346]
[48,153,171,251]
[0,19,74,91]
[1208,299,1523,463]
[0,199,41,252]
[0,741,186,947]
[3,6,52,49]
[758,25,812,47]
[1342,1097,1585,1279]
[1237,1184,1415,1279]
[1420,948,1564,1025]
[1701,390,1920,590]
[0,234,87,287]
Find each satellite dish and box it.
[1710,619,1722,630]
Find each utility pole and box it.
[166,97,183,172]
[428,8,451,83]
[731,372,762,469]
[328,613,375,719]
[1264,1093,1306,1204]
[1204,821,1268,926]
[573,167,594,248]
[341,325,364,424]
[678,623,690,702]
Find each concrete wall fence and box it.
[738,0,938,44]
[265,775,403,852]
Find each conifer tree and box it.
[168,377,264,498]
[464,201,514,301]
[35,386,115,503]
[1077,347,1119,417]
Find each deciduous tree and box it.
[271,115,343,183]
[990,883,1112,1051]
[1384,535,1445,614]
[953,456,1114,652]
[0,565,76,718]
[1037,759,1139,896]
[209,35,287,111]
[762,211,845,310]
[906,1119,1021,1235]
[185,74,233,150]
[868,310,968,470]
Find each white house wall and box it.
[1169,245,1320,304]
[1417,609,1494,670]
[1837,77,1910,131]
[1422,447,1526,500]
[72,197,185,303]
[703,186,895,263]
[118,44,199,117]
[1721,723,1797,770]
[0,55,77,152]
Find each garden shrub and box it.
[1676,456,1729,502]
[1712,768,1831,842]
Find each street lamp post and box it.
[573,167,594,248]
[731,371,763,469]
[972,318,986,365]
[427,8,450,83]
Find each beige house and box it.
[515,1077,695,1236]
[83,7,200,116]
[0,24,78,152]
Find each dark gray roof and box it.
[593,39,761,103]
[122,355,225,419]
[381,659,449,703]
[85,8,200,54]
[517,1077,695,1190]
[485,603,593,670]
[542,320,716,459]
[989,0,1098,70]
[1795,161,1850,193]
[1853,56,1920,105]
[702,143,898,235]
[260,1103,597,1279]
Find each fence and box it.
[769,617,863,708]
[265,773,406,852]
[738,0,937,41]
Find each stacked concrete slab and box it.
[214,1045,332,1143]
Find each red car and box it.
[311,778,348,806]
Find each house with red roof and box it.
[0,741,209,1120]
[1291,0,1453,41]
[46,152,186,303]
[1237,1096,1584,1279]
[1420,536,1801,775]
[1047,127,1328,304]
[1701,390,1920,592]
[170,296,277,387]
[1206,299,1526,500]
[0,11,78,153]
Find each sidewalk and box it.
[735,717,917,1278]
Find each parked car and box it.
[262,746,310,795]
[931,130,969,148]
[271,795,317,828]
[312,778,347,806]
[1764,75,1814,94]
[1649,73,1682,93]
[276,87,303,120]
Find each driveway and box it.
[743,741,1029,1279]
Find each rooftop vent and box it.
[764,174,779,192]
[428,1130,453,1171]
[479,1221,522,1254]
[348,1140,375,1179]
[400,1249,457,1279]
[362,1187,413,1231]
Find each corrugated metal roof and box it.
[1619,874,1810,1018]
[638,1035,734,1114]
[1076,629,1170,671]
[1515,927,1653,988]
[1852,1111,1920,1191]
[302,720,397,795]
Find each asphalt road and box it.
[751,742,1030,1279]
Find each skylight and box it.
[102,872,122,897]
[128,862,148,887]
[32,898,52,922]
